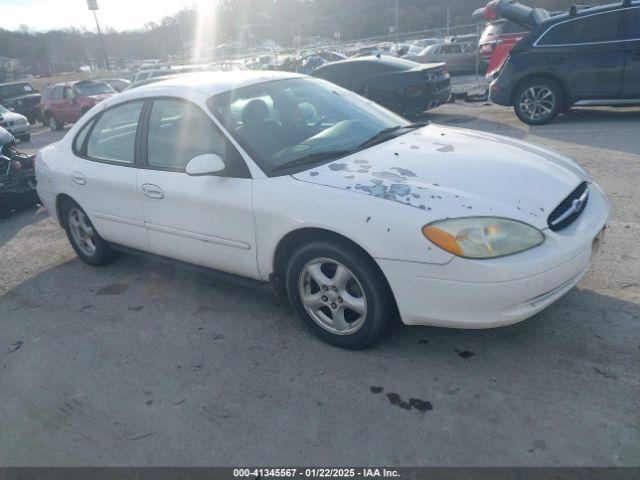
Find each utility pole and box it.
[446,5,450,38]
[87,0,110,70]
[395,0,399,50]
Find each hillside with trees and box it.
[0,0,613,78]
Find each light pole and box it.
[86,0,110,71]
[395,0,399,50]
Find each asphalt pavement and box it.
[1,105,639,466]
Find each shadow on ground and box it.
[1,249,638,465]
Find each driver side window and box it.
[146,98,249,177]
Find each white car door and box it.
[69,100,148,251]
[137,98,259,278]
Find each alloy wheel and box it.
[68,207,97,257]
[298,257,367,335]
[518,86,555,121]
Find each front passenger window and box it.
[147,99,229,171]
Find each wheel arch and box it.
[55,193,75,227]
[271,227,397,309]
[510,72,570,108]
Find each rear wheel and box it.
[47,112,63,131]
[61,199,115,266]
[286,240,395,349]
[513,79,563,125]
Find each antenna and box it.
[569,6,578,16]
[622,0,631,6]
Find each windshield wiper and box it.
[270,149,356,175]
[358,121,430,150]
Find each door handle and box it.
[142,183,164,199]
[71,171,86,185]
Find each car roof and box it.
[117,70,304,99]
[540,0,638,27]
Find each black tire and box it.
[19,134,30,143]
[80,107,90,117]
[285,239,396,349]
[513,78,563,125]
[46,112,63,131]
[61,199,115,266]
[27,115,37,125]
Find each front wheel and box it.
[62,199,115,266]
[285,240,396,349]
[513,79,563,125]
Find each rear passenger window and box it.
[87,101,143,164]
[52,86,64,101]
[147,99,229,172]
[538,11,624,45]
[73,119,94,154]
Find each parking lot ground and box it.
[1,105,639,466]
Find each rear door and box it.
[535,9,626,99]
[69,100,148,250]
[623,6,640,97]
[137,97,258,278]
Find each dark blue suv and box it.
[488,0,640,125]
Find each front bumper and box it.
[378,182,609,328]
[6,122,31,137]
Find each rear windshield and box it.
[74,82,114,96]
[0,83,34,98]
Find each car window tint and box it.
[440,44,462,54]
[538,11,624,45]
[63,87,75,100]
[87,101,143,164]
[147,99,228,171]
[73,119,93,153]
[52,86,64,101]
[628,7,640,39]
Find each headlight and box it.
[422,217,544,259]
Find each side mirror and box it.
[186,154,226,176]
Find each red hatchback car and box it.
[41,80,116,131]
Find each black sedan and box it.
[0,127,38,218]
[312,56,451,118]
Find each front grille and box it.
[547,182,589,232]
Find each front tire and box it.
[19,134,30,143]
[513,78,563,125]
[61,199,115,266]
[285,240,395,349]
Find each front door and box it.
[138,98,258,278]
[69,100,148,251]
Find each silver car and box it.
[0,104,31,142]
[406,42,483,76]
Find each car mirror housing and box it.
[186,154,226,176]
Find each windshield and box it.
[74,82,114,96]
[208,77,409,176]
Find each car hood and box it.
[291,124,587,229]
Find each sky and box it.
[0,0,208,32]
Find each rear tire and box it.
[285,239,395,349]
[513,78,563,125]
[61,199,115,266]
[47,112,63,131]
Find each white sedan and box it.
[36,71,609,349]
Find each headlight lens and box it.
[423,217,544,259]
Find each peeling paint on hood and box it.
[292,124,587,229]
